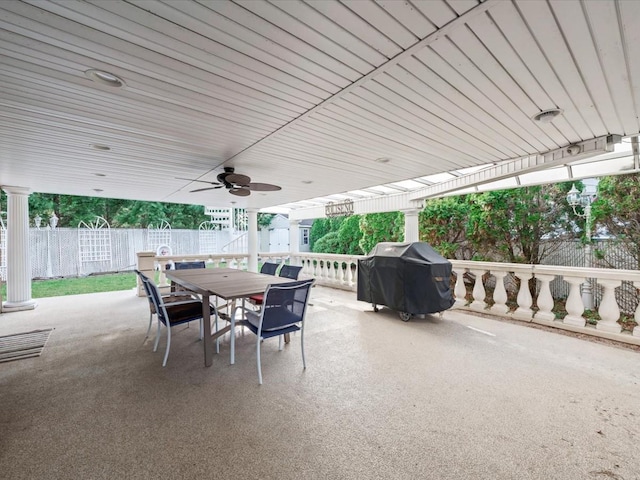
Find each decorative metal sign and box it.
[325,199,354,218]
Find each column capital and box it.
[289,218,301,226]
[400,207,421,216]
[2,185,31,196]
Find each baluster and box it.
[596,279,622,333]
[512,272,533,321]
[469,269,487,311]
[563,277,586,326]
[634,281,640,337]
[452,267,468,307]
[157,259,170,286]
[319,260,327,281]
[345,261,354,287]
[327,260,335,283]
[534,274,556,324]
[490,271,510,315]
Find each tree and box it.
[358,212,403,254]
[591,174,640,267]
[419,196,475,259]
[466,183,576,264]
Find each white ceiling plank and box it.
[132,0,355,89]
[93,0,344,95]
[301,0,401,59]
[447,0,482,17]
[204,0,380,75]
[341,0,418,48]
[514,0,606,136]
[375,0,437,38]
[583,0,637,134]
[348,87,503,163]
[411,0,459,28]
[395,55,531,156]
[411,47,549,153]
[0,2,316,111]
[488,1,594,141]
[320,102,482,166]
[547,0,624,135]
[619,0,640,133]
[371,73,520,158]
[444,24,567,148]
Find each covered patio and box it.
[1,286,639,479]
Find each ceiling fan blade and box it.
[176,177,221,185]
[247,182,281,192]
[190,186,223,193]
[226,173,251,185]
[230,187,250,197]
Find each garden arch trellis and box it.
[78,216,112,273]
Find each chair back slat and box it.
[278,264,302,280]
[260,262,279,276]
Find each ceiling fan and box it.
[178,167,281,197]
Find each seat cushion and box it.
[246,308,300,332]
[249,294,264,304]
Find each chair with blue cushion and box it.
[135,269,199,344]
[139,271,219,367]
[239,278,314,384]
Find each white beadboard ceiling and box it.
[0,0,638,210]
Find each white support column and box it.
[247,209,258,272]
[401,208,421,243]
[2,186,37,311]
[289,218,300,266]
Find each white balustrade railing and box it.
[450,260,640,342]
[297,253,363,291]
[137,251,640,344]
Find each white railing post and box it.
[534,274,556,324]
[596,279,622,333]
[469,269,487,311]
[490,271,510,316]
[512,271,533,321]
[563,277,586,326]
[452,267,468,307]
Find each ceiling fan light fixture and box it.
[532,109,563,123]
[85,69,125,88]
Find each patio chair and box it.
[278,264,302,280]
[135,269,199,343]
[138,271,219,366]
[249,263,301,307]
[239,278,314,384]
[259,261,280,276]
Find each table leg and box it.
[202,293,213,367]
[230,304,240,365]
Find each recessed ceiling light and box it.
[532,109,563,123]
[301,180,313,184]
[91,144,111,151]
[94,173,106,177]
[85,69,125,88]
[375,157,391,163]
[93,189,104,193]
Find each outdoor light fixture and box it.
[532,109,563,123]
[91,144,111,151]
[34,215,42,229]
[49,213,59,229]
[566,183,596,310]
[84,69,125,88]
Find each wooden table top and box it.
[165,267,295,300]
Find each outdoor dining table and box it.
[164,267,295,367]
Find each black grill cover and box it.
[357,242,454,315]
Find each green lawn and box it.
[1,272,137,299]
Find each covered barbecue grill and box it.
[357,242,454,321]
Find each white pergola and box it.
[1,0,639,310]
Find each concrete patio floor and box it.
[0,286,638,480]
